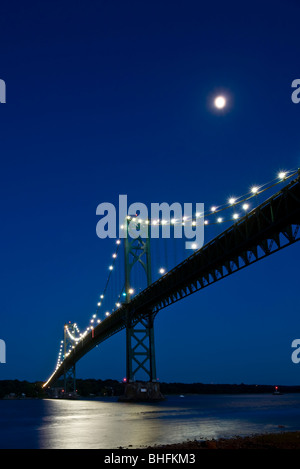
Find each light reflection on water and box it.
[1,394,300,448]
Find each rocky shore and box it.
[146,431,300,449]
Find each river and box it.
[1,393,300,449]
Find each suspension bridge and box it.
[43,168,300,400]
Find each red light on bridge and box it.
[122,377,127,383]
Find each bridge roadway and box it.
[44,171,300,388]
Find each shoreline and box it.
[144,431,300,450]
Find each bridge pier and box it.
[119,381,164,402]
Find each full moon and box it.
[214,95,226,109]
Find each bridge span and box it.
[43,171,300,393]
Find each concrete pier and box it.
[118,381,165,402]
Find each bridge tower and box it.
[63,322,77,397]
[120,217,164,401]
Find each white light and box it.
[109,265,113,270]
[214,95,226,109]
[242,203,249,210]
[211,206,217,212]
[228,197,236,205]
[171,218,176,224]
[116,239,121,245]
[233,213,239,220]
[251,186,259,194]
[116,302,121,307]
[217,217,223,223]
[159,268,165,274]
[191,243,197,249]
[204,220,209,225]
[105,311,110,316]
[97,319,101,323]
[100,295,104,299]
[128,288,134,294]
[161,219,167,225]
[278,171,286,180]
[93,314,96,318]
[112,253,117,258]
[192,220,197,226]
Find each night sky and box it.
[1,0,300,385]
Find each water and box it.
[1,393,300,449]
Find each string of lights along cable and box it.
[48,168,297,377]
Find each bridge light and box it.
[116,302,121,307]
[171,218,176,224]
[112,253,117,258]
[251,186,259,194]
[97,319,101,323]
[278,171,286,180]
[204,220,209,225]
[105,311,110,316]
[159,268,165,274]
[233,213,239,220]
[242,203,249,210]
[191,243,197,249]
[116,239,121,244]
[97,302,101,306]
[217,217,223,223]
[228,197,236,205]
[128,288,134,294]
[109,265,113,270]
[211,206,217,213]
[100,295,104,299]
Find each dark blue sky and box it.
[1,0,300,385]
